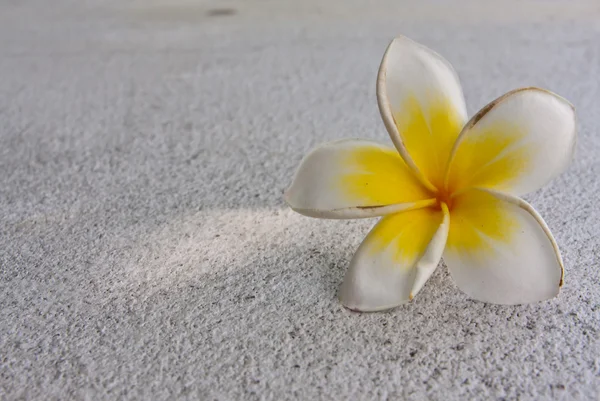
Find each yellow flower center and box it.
[434,186,454,211]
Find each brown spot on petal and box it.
[465,87,536,130]
[356,205,382,210]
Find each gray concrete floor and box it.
[1,0,599,399]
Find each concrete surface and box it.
[1,0,599,399]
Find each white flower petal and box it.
[339,205,449,312]
[444,189,563,305]
[285,139,434,219]
[377,36,468,190]
[446,87,576,196]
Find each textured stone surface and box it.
[1,0,599,399]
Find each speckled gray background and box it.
[1,0,599,400]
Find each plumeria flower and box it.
[285,36,576,312]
